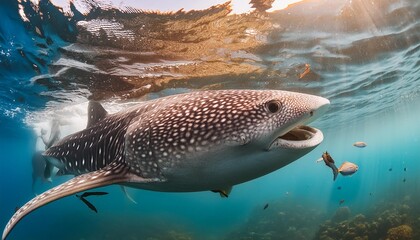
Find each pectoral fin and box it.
[211,186,233,198]
[2,161,156,240]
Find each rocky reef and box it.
[315,195,420,240]
[223,192,420,240]
[387,225,413,240]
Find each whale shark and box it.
[3,89,329,239]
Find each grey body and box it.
[3,90,329,239]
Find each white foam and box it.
[25,99,140,151]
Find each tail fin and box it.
[2,161,130,240]
[332,164,339,181]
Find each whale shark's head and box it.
[125,90,330,190]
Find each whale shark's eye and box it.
[265,100,282,113]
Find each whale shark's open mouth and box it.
[269,125,324,150]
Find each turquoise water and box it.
[1,0,419,239]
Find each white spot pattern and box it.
[43,90,319,182]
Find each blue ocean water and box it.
[0,0,419,239]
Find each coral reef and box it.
[222,190,420,240]
[314,195,420,240]
[386,225,413,240]
[331,207,352,222]
[316,214,374,240]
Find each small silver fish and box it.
[338,162,358,176]
[353,141,367,148]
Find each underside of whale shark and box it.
[3,89,329,239]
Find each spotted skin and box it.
[125,91,312,177]
[3,90,329,240]
[44,112,134,175]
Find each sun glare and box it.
[268,0,306,12]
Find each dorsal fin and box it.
[87,101,108,128]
